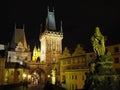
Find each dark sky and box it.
[6,0,120,51]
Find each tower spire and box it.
[45,6,56,31]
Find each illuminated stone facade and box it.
[59,44,90,90]
[38,8,63,83]
[7,42,31,65]
[4,65,24,84]
[40,30,63,62]
[4,27,31,85]
[29,8,63,84]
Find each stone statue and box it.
[91,27,105,56]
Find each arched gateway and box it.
[30,67,46,85]
[28,62,48,85]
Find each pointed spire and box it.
[47,7,56,30]
[60,20,63,33]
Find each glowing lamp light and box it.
[23,73,27,79]
[48,75,51,78]
[28,75,31,79]
[33,72,37,75]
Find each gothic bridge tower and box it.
[29,6,63,85]
[40,8,63,63]
[39,7,63,83]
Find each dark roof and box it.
[46,9,56,31]
[10,28,27,49]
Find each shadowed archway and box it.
[29,68,46,85]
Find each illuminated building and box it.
[40,8,63,63]
[59,44,89,90]
[7,25,31,65]
[59,43,120,90]
[4,26,31,84]
[7,42,31,65]
[29,7,63,84]
[39,8,63,83]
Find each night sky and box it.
[6,0,120,52]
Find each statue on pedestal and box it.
[84,27,120,90]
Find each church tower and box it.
[40,7,63,64]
